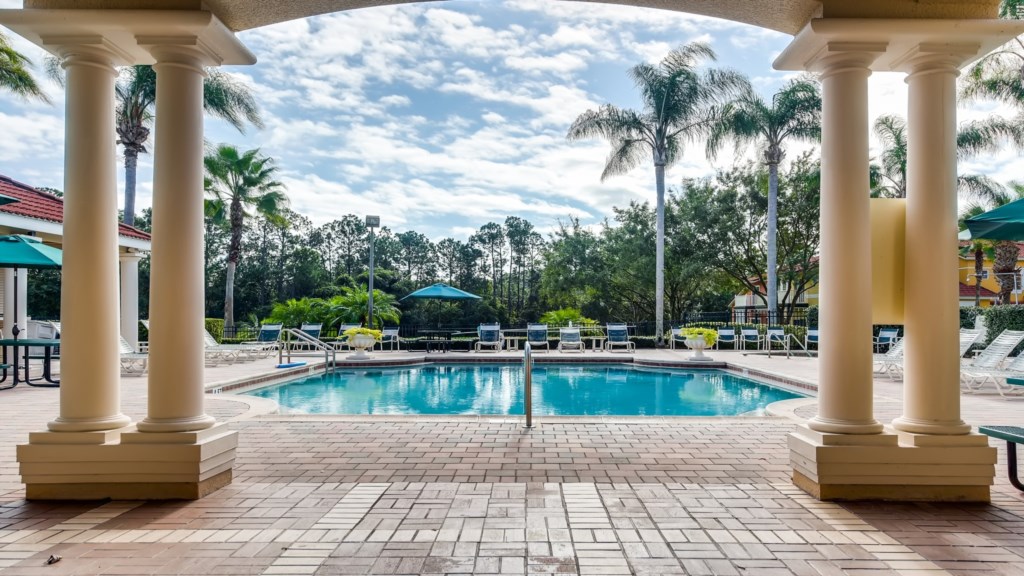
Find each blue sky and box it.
[0,0,1019,239]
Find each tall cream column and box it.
[48,45,131,433]
[893,49,976,436]
[119,252,142,350]
[137,43,215,433]
[807,48,884,436]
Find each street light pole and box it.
[366,215,380,328]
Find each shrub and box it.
[978,305,1024,346]
[807,305,818,328]
[343,327,382,340]
[960,306,983,330]
[680,327,718,346]
[539,308,596,326]
[205,318,224,343]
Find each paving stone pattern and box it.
[0,355,1021,574]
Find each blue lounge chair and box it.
[558,327,584,353]
[243,324,282,357]
[804,329,819,351]
[716,327,738,350]
[605,323,635,353]
[300,323,322,340]
[527,324,550,352]
[475,323,503,352]
[740,328,763,351]
[873,328,900,353]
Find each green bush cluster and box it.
[977,305,1024,347]
[807,306,818,328]
[205,318,225,343]
[960,306,984,330]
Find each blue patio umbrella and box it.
[401,283,481,327]
[0,235,62,340]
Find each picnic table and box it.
[0,338,61,388]
[979,425,1024,492]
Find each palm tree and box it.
[0,31,49,102]
[204,145,288,331]
[707,78,821,319]
[567,42,745,344]
[326,288,401,329]
[115,66,262,226]
[870,113,1012,200]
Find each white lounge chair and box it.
[557,327,584,353]
[475,323,503,352]
[961,329,1024,392]
[380,327,401,351]
[873,337,906,380]
[527,324,550,352]
[119,336,148,375]
[873,328,900,353]
[716,328,738,350]
[739,328,762,351]
[605,323,634,353]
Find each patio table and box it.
[418,330,459,353]
[0,338,60,388]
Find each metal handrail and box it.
[523,342,533,428]
[279,328,335,369]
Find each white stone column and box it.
[807,49,884,436]
[136,43,214,433]
[3,268,28,361]
[119,252,141,350]
[48,45,130,433]
[893,50,975,436]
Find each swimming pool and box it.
[244,364,803,416]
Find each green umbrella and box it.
[964,198,1024,241]
[0,235,62,339]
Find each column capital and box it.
[119,251,144,264]
[41,37,123,73]
[0,9,255,66]
[893,43,980,76]
[137,36,217,70]
[807,42,887,76]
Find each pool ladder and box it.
[523,342,534,428]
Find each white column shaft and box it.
[894,57,971,435]
[808,54,883,435]
[139,47,214,432]
[49,47,130,432]
[119,254,141,350]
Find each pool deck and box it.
[0,350,1021,575]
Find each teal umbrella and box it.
[400,283,481,301]
[964,198,1024,241]
[0,235,62,339]
[401,283,481,328]
[0,194,19,206]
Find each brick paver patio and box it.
[0,352,1021,575]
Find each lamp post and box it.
[366,215,380,328]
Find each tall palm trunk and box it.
[765,145,782,322]
[654,160,666,346]
[975,247,984,306]
[994,240,1020,304]
[224,196,244,330]
[123,149,139,226]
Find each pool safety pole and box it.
[524,342,533,428]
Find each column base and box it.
[18,424,237,500]
[789,424,996,502]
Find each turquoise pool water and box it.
[244,364,803,416]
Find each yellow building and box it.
[957,244,1024,308]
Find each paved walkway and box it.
[0,351,1021,575]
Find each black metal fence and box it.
[219,308,812,343]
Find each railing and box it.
[523,342,533,429]
[278,328,335,369]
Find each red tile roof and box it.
[959,282,997,298]
[0,174,150,241]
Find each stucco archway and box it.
[1,0,1023,502]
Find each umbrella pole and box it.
[11,267,19,340]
